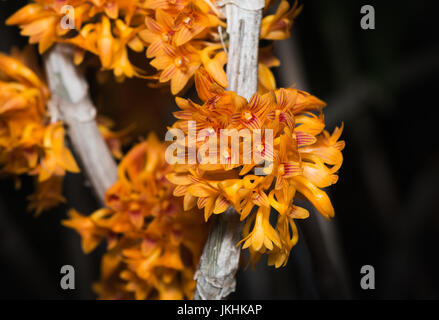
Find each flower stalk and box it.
[43,44,117,204]
[193,0,265,300]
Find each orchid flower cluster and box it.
[7,0,300,94]
[168,68,344,267]
[2,0,345,300]
[0,51,79,214]
[6,0,224,93]
[0,49,129,214]
[63,134,207,299]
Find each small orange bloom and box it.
[150,44,201,94]
[260,0,302,40]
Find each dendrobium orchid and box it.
[63,135,208,299]
[2,0,346,300]
[168,68,344,266]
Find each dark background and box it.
[1,0,438,299]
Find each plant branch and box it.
[193,0,264,300]
[43,44,117,204]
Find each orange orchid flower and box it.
[150,44,201,94]
[260,0,303,40]
[27,176,66,216]
[173,1,224,46]
[62,208,110,253]
[140,9,176,58]
[38,123,80,182]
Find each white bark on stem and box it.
[222,0,263,99]
[194,0,264,300]
[43,44,118,204]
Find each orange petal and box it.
[187,183,217,197]
[6,4,45,25]
[291,175,334,219]
[213,195,229,214]
[159,64,177,83]
[171,69,190,95]
[296,131,317,147]
[289,205,309,219]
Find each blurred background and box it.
[1,0,438,299]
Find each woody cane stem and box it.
[193,0,264,300]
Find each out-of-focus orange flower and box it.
[258,46,280,93]
[260,0,302,40]
[168,69,344,267]
[38,123,80,181]
[63,134,208,299]
[27,176,66,216]
[97,115,134,159]
[257,0,304,94]
[0,50,80,214]
[62,208,110,253]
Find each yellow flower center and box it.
[243,112,253,121]
[183,16,193,27]
[130,193,140,201]
[174,57,183,67]
[162,33,170,42]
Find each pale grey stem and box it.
[43,44,117,204]
[223,0,263,100]
[193,207,244,300]
[194,0,264,300]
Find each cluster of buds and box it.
[168,69,344,267]
[63,135,207,299]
